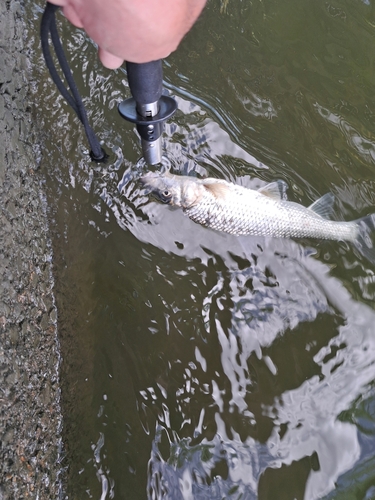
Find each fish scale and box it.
[140,172,361,242]
[184,183,358,241]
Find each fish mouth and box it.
[139,171,162,193]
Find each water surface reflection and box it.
[137,214,375,499]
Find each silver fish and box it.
[141,171,375,256]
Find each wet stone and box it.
[0,303,10,317]
[49,308,57,323]
[2,428,14,447]
[4,109,14,131]
[9,326,19,345]
[40,313,49,331]
[10,124,20,150]
[0,50,12,83]
[5,201,16,219]
[11,2,22,17]
[0,149,5,184]
[0,95,5,120]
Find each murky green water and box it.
[28,0,375,498]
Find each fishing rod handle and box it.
[126,60,163,109]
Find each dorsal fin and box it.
[308,193,335,219]
[202,181,231,199]
[258,181,288,200]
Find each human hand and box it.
[47,0,207,69]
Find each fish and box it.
[140,171,375,259]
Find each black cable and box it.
[40,2,107,162]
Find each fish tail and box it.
[354,214,375,264]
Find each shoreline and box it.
[0,1,62,498]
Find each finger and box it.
[98,48,124,69]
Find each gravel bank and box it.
[0,1,62,498]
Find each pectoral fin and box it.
[203,181,232,199]
[258,180,288,200]
[308,193,335,219]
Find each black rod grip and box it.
[126,60,163,105]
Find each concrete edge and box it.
[0,1,63,498]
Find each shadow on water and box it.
[27,0,375,498]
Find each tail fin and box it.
[354,214,375,265]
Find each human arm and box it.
[47,0,207,68]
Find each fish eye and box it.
[163,190,170,197]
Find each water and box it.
[28,0,375,498]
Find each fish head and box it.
[140,171,183,205]
[140,172,206,208]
